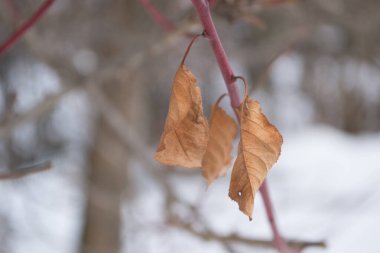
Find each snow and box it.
[123,125,380,253]
[7,59,61,113]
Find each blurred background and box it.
[0,0,379,253]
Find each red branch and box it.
[138,0,175,32]
[190,1,293,253]
[260,180,297,252]
[0,0,54,55]
[191,0,241,108]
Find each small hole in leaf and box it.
[238,191,242,197]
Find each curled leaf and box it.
[202,95,237,185]
[155,64,209,168]
[229,99,283,219]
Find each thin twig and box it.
[181,33,204,65]
[170,217,325,251]
[0,161,51,180]
[138,0,175,32]
[260,181,293,252]
[0,87,72,139]
[0,0,54,55]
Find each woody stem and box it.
[0,0,54,55]
[190,1,290,252]
[191,0,240,108]
[138,0,175,32]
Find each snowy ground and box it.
[0,124,379,253]
[124,125,380,253]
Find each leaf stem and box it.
[181,33,203,65]
[191,0,241,108]
[0,0,54,55]
[190,1,292,252]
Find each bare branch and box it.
[0,87,71,139]
[169,216,326,252]
[0,0,55,55]
[190,1,296,252]
[138,0,175,32]
[0,161,51,180]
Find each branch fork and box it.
[190,0,296,252]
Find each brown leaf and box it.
[155,64,209,168]
[202,96,237,185]
[229,99,283,219]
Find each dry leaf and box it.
[229,99,283,219]
[155,64,209,168]
[202,97,237,184]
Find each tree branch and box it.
[0,161,51,180]
[169,216,325,251]
[191,0,241,108]
[138,0,175,32]
[190,1,295,252]
[0,87,71,139]
[0,0,54,55]
[260,181,296,252]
